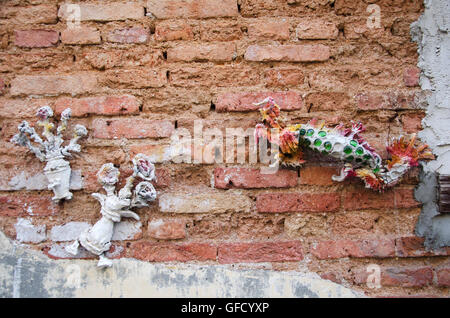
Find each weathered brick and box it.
[353,266,433,288]
[159,192,252,214]
[10,73,97,96]
[131,241,217,262]
[55,95,140,117]
[355,91,424,110]
[0,78,4,95]
[248,20,290,40]
[92,118,174,139]
[146,0,238,19]
[50,222,91,242]
[167,43,236,62]
[129,144,173,163]
[264,68,304,87]
[0,195,59,217]
[244,44,330,62]
[218,241,303,263]
[170,65,260,88]
[404,67,420,87]
[299,166,339,186]
[14,29,58,48]
[103,69,166,88]
[106,28,149,44]
[0,4,58,24]
[214,167,297,189]
[305,92,350,111]
[311,238,396,259]
[60,26,101,45]
[401,112,424,133]
[58,3,144,21]
[154,21,194,41]
[83,49,163,70]
[216,91,303,112]
[148,219,186,240]
[15,218,46,243]
[296,18,338,39]
[436,268,450,287]
[0,98,54,118]
[394,188,421,209]
[256,193,340,213]
[395,236,450,257]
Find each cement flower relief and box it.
[65,154,157,268]
[10,106,87,202]
[254,97,435,191]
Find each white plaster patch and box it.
[50,222,91,242]
[14,218,46,243]
[111,221,142,241]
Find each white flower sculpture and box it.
[65,154,157,268]
[11,106,88,202]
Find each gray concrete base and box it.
[0,231,361,298]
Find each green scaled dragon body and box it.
[254,97,434,191]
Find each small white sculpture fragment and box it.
[65,154,157,268]
[11,106,87,202]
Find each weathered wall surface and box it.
[412,0,450,249]
[0,0,448,297]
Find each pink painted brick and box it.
[216,91,303,112]
[14,29,58,48]
[244,44,330,62]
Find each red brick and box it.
[103,69,166,88]
[218,241,303,263]
[256,193,340,213]
[264,68,304,87]
[60,27,101,45]
[343,188,419,211]
[394,188,421,209]
[148,219,186,240]
[14,29,58,48]
[54,95,141,117]
[154,21,194,41]
[10,74,97,97]
[167,43,236,62]
[295,18,338,39]
[248,20,290,40]
[355,91,422,110]
[216,91,303,112]
[92,118,174,139]
[0,194,59,217]
[353,266,434,287]
[146,0,238,18]
[214,167,297,189]
[395,236,450,257]
[404,67,420,87]
[401,113,425,133]
[311,238,396,259]
[299,166,339,186]
[244,44,330,62]
[58,3,144,21]
[130,241,217,262]
[106,28,149,44]
[436,268,450,287]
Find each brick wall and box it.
[0,0,448,297]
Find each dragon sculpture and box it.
[254,97,434,191]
